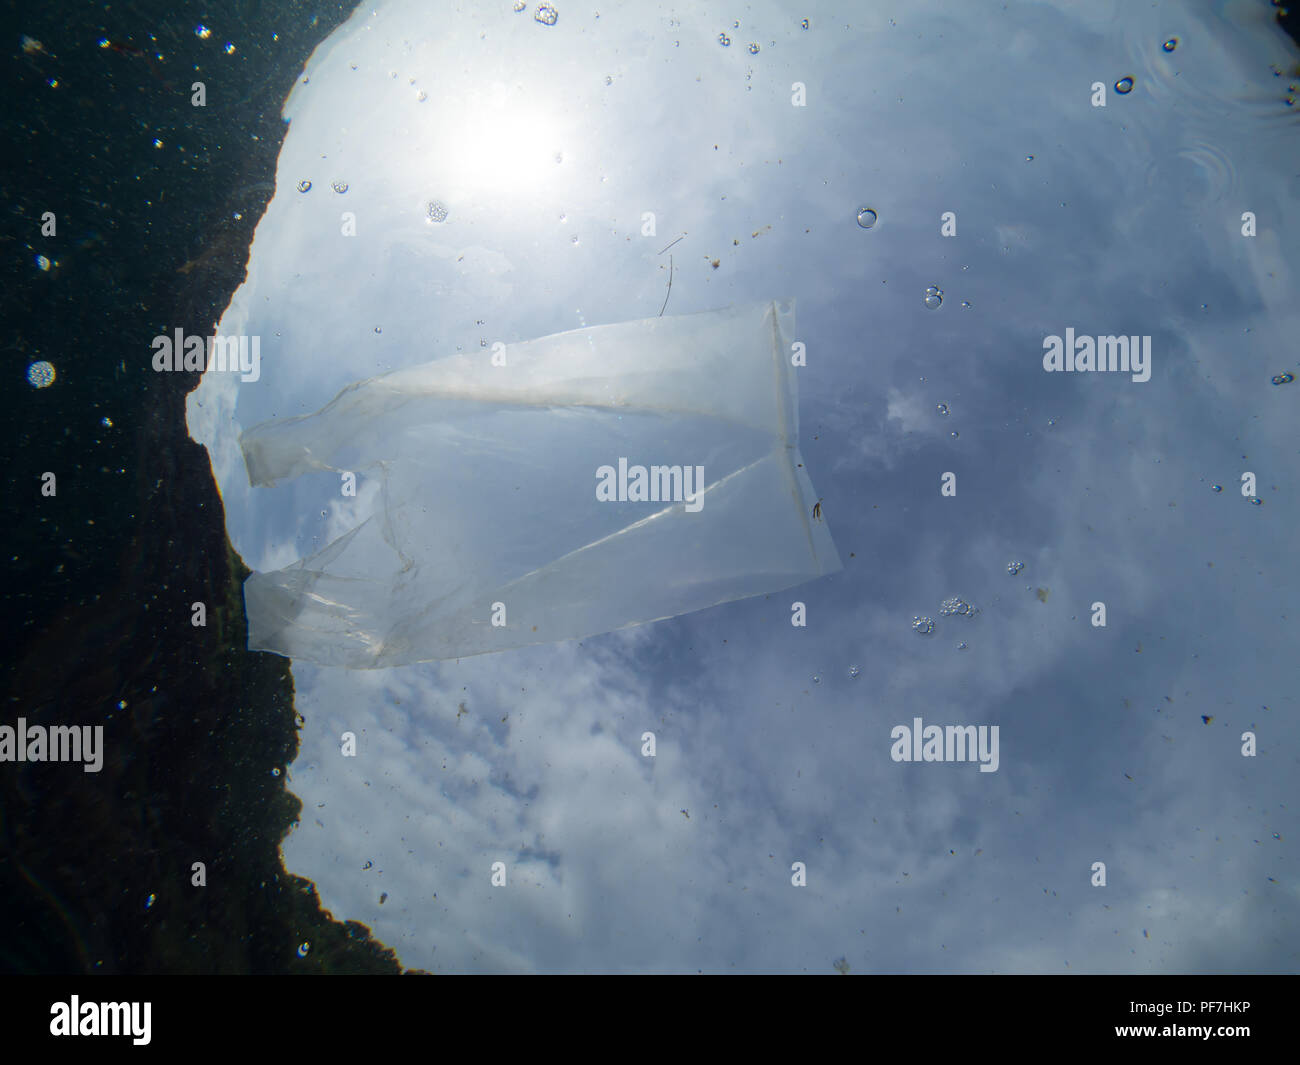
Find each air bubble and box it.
[297,941,311,957]
[271,767,281,776]
[1007,560,1024,575]
[848,665,860,679]
[534,3,558,26]
[1162,38,1178,52]
[957,642,968,651]
[912,616,934,636]
[719,33,731,46]
[937,402,949,416]
[1211,485,1222,493]
[812,674,821,684]
[960,300,971,308]
[35,254,50,271]
[1272,372,1294,385]
[1250,498,1263,506]
[373,326,382,334]
[940,597,978,618]
[296,179,312,192]
[923,285,943,309]
[331,180,349,194]
[26,361,55,388]
[1115,77,1134,94]
[855,207,877,229]
[145,893,156,910]
[748,42,760,54]
[513,1,526,10]
[801,19,809,30]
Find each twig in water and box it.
[659,254,673,316]
[657,235,684,255]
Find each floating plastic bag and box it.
[239,299,839,667]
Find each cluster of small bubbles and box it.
[957,642,968,651]
[950,431,959,438]
[856,206,877,229]
[1162,38,1178,52]
[936,402,949,416]
[101,416,112,428]
[604,75,613,85]
[1047,417,1057,428]
[513,0,526,10]
[145,893,156,910]
[719,33,731,46]
[1272,372,1294,385]
[297,941,311,957]
[296,179,312,192]
[1250,497,1263,506]
[812,674,821,684]
[271,767,281,776]
[923,285,943,309]
[534,3,558,26]
[153,138,163,149]
[480,338,487,347]
[748,42,760,54]
[939,597,978,618]
[27,361,55,388]
[224,43,236,56]
[427,200,449,222]
[331,180,348,194]
[570,234,580,244]
[195,24,211,39]
[35,254,50,271]
[848,665,860,679]
[1211,484,1223,493]
[1115,76,1134,94]
[1007,560,1024,575]
[801,19,810,30]
[733,20,740,28]
[912,616,934,636]
[373,325,382,333]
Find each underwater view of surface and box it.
[4,0,1298,979]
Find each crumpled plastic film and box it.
[239,299,840,667]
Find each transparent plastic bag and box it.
[239,299,839,667]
